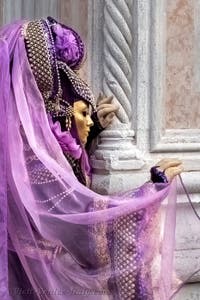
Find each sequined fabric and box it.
[24,21,54,97]
[23,18,96,118]
[58,61,96,112]
[90,198,110,267]
[107,185,162,300]
[64,152,88,186]
[23,19,80,118]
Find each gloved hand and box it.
[96,92,119,128]
[151,158,184,183]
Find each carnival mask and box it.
[73,100,94,145]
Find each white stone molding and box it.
[131,0,151,154]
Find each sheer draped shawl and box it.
[0,22,179,300]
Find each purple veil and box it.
[0,21,183,300]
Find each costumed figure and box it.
[0,17,185,300]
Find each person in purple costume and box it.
[0,17,183,300]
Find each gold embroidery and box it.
[91,198,110,267]
[113,212,138,299]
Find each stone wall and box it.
[166,0,200,129]
[88,1,200,299]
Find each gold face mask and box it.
[73,100,94,145]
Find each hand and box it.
[96,92,119,128]
[153,158,184,183]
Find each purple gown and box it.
[0,20,179,300]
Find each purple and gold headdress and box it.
[23,17,96,117]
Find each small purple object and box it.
[48,16,85,70]
[150,166,168,183]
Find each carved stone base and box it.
[91,128,145,194]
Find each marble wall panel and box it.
[166,0,200,129]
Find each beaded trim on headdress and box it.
[23,18,95,117]
[58,61,96,112]
[23,19,73,117]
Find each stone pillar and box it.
[88,0,144,195]
[103,0,132,125]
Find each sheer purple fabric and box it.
[0,21,183,300]
[0,33,10,300]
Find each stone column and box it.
[89,0,144,194]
